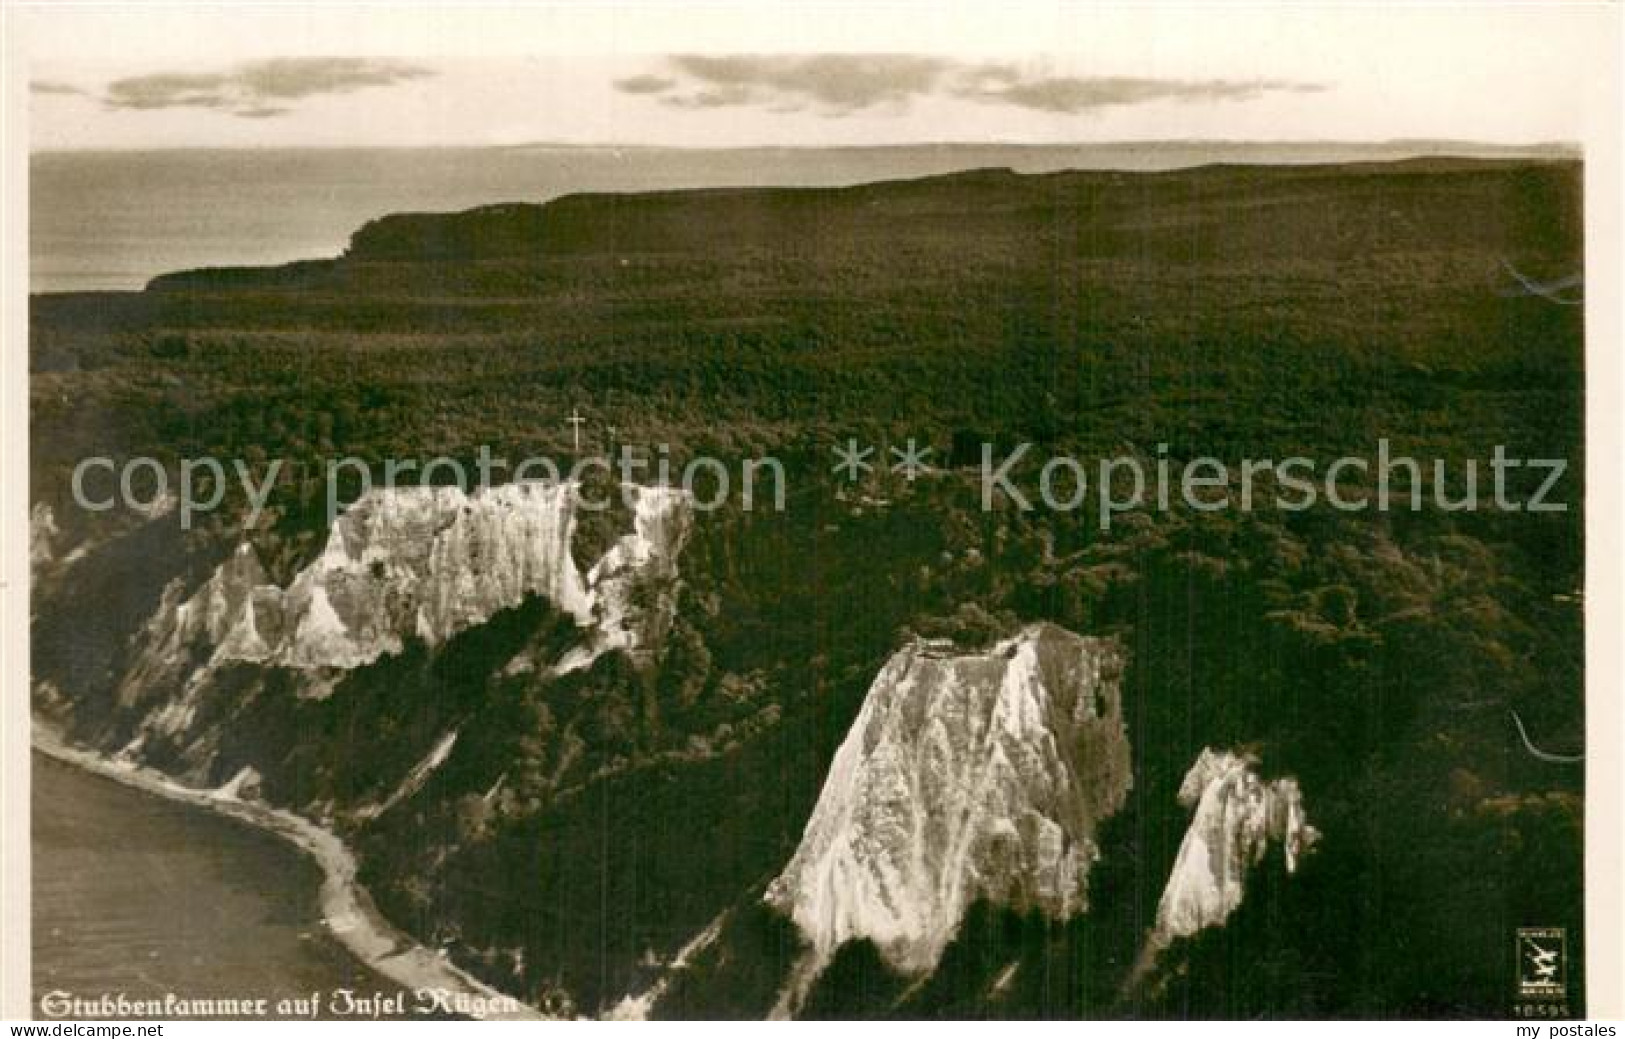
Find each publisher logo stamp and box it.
[1517,927,1567,1001]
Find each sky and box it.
[14,4,1618,151]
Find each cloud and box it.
[613,74,677,95]
[105,73,235,111]
[615,54,1324,117]
[102,57,434,118]
[955,74,1327,114]
[235,106,294,120]
[234,58,434,100]
[30,80,86,96]
[662,55,948,112]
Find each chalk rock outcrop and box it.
[1150,748,1317,945]
[266,481,596,669]
[30,503,59,567]
[117,542,275,726]
[765,623,1131,977]
[123,480,691,686]
[558,482,692,672]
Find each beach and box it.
[31,726,541,1021]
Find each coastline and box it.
[31,723,543,1021]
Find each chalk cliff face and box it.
[116,542,275,735]
[765,623,1131,979]
[137,481,688,671]
[250,481,592,669]
[1150,748,1317,946]
[559,483,692,672]
[30,503,58,566]
[112,481,691,749]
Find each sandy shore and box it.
[32,724,542,1021]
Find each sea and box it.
[30,752,422,1020]
[27,141,1570,293]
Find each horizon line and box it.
[29,137,1583,158]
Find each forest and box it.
[30,158,1585,1017]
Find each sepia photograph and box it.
[2,1,1620,1026]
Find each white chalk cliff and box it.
[118,481,691,727]
[1150,748,1317,946]
[30,503,59,567]
[264,481,595,669]
[765,623,1131,981]
[555,482,691,672]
